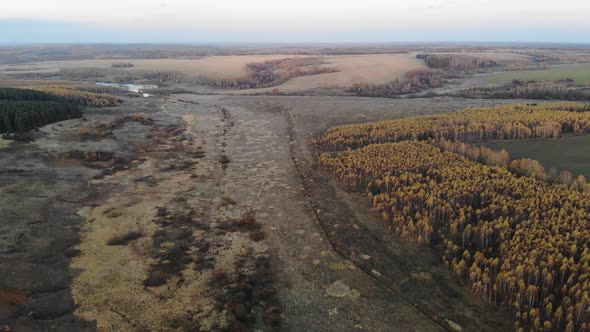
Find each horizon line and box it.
[2,41,590,47]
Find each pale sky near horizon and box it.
[1,0,589,43]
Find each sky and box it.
[1,0,589,44]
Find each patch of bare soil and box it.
[0,290,28,315]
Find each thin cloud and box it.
[0,0,589,43]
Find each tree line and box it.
[348,69,444,97]
[315,103,590,151]
[23,86,121,107]
[417,54,497,70]
[52,84,125,94]
[0,87,87,134]
[456,80,590,101]
[0,87,66,102]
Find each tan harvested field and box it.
[287,54,426,87]
[0,55,308,79]
[223,54,426,94]
[126,56,309,79]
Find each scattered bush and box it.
[104,209,123,218]
[143,271,167,287]
[112,62,134,68]
[250,231,266,242]
[221,196,237,207]
[210,270,228,286]
[106,231,142,246]
[219,154,230,165]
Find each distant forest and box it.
[24,86,121,107]
[0,87,66,102]
[417,54,497,70]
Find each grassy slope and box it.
[479,134,590,178]
[486,63,590,84]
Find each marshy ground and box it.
[1,93,536,331]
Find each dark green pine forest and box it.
[0,88,82,134]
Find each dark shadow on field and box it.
[0,147,96,331]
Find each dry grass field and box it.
[479,134,590,178]
[282,54,426,88]
[486,63,590,84]
[223,54,426,94]
[0,55,308,79]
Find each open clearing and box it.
[1,92,525,331]
[486,63,590,84]
[479,134,590,178]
